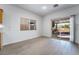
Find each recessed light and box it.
[42,6,47,10]
[0,24,4,28]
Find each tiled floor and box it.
[0,37,79,55]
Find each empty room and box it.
[0,4,79,55]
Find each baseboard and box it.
[3,35,42,47]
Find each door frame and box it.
[51,16,75,42]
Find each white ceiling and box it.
[15,4,78,16]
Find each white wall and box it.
[75,14,79,44]
[0,4,42,46]
[42,5,79,44]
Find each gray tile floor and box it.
[0,37,79,55]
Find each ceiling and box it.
[15,4,78,16]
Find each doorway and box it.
[51,16,74,42]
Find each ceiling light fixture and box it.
[42,6,47,10]
[53,4,59,7]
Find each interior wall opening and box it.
[51,16,74,42]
